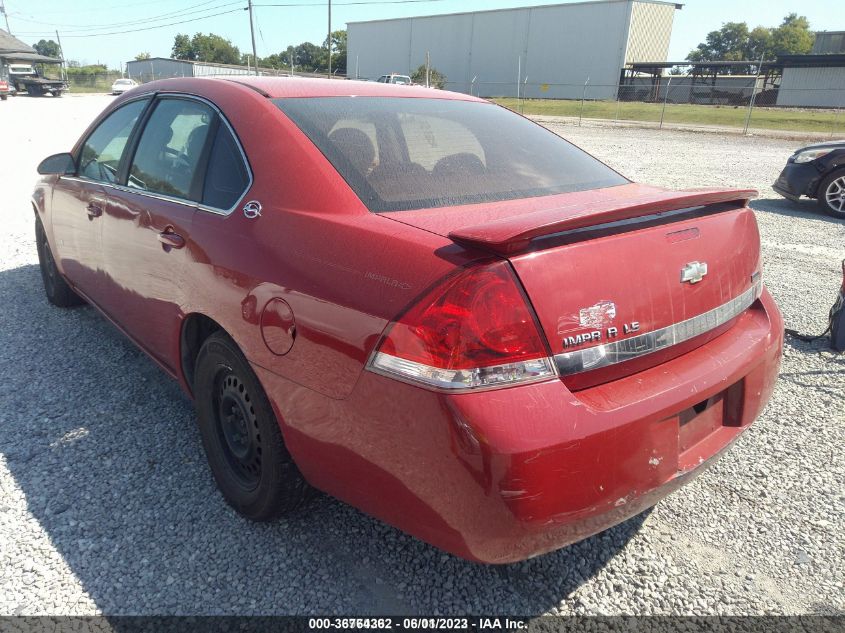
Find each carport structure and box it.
[0,28,63,85]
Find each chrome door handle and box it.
[157,231,185,249]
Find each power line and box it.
[11,1,242,34]
[19,7,245,38]
[254,0,449,6]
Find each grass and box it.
[492,98,844,135]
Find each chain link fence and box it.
[453,79,845,137]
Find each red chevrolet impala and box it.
[32,78,782,563]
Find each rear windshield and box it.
[273,97,627,212]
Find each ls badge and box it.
[680,261,708,284]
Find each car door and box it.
[50,98,149,300]
[97,96,216,372]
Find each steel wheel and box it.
[193,331,313,520]
[38,227,59,297]
[34,217,83,307]
[213,369,263,489]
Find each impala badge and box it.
[243,200,262,219]
[680,261,708,284]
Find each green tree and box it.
[191,33,241,65]
[172,33,194,60]
[746,26,773,60]
[688,14,814,64]
[410,64,447,89]
[171,32,241,64]
[32,39,61,58]
[687,22,749,62]
[135,52,151,61]
[770,13,814,56]
[324,29,347,73]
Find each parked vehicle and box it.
[111,77,138,95]
[0,62,10,100]
[376,73,412,85]
[32,77,783,563]
[9,63,67,97]
[773,140,845,218]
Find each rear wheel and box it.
[193,332,312,520]
[35,217,84,307]
[0,95,7,101]
[819,169,845,219]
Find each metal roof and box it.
[347,0,682,26]
[777,54,845,68]
[0,28,62,62]
[0,28,35,55]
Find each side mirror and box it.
[37,152,75,176]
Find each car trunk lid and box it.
[383,184,761,389]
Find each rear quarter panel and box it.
[179,82,484,399]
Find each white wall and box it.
[348,0,676,100]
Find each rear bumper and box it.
[254,289,783,563]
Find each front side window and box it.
[128,98,214,201]
[78,99,148,183]
[275,97,628,212]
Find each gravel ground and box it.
[0,94,843,616]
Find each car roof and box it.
[214,76,482,101]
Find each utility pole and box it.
[327,0,332,79]
[55,29,66,83]
[247,0,258,76]
[1,1,12,35]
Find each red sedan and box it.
[32,78,783,563]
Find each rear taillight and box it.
[368,261,555,391]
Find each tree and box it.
[686,14,814,69]
[32,39,61,59]
[770,13,814,56]
[172,34,194,60]
[410,64,447,89]
[135,52,151,61]
[687,22,749,62]
[324,29,347,74]
[171,32,241,64]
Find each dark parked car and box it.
[32,77,782,563]
[773,140,845,218]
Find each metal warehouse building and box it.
[125,57,254,83]
[347,0,681,99]
[775,55,845,109]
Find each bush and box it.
[411,64,446,89]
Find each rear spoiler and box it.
[448,188,757,255]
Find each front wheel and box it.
[193,332,312,520]
[35,217,84,307]
[818,170,845,219]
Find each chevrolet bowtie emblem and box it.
[680,261,708,284]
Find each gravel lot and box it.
[0,94,843,616]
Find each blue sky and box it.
[4,0,842,70]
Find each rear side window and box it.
[128,98,214,201]
[202,124,250,210]
[274,97,627,212]
[78,99,148,183]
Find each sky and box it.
[3,0,843,71]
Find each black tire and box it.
[0,95,7,101]
[818,169,845,219]
[26,85,39,97]
[35,217,84,308]
[193,331,312,520]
